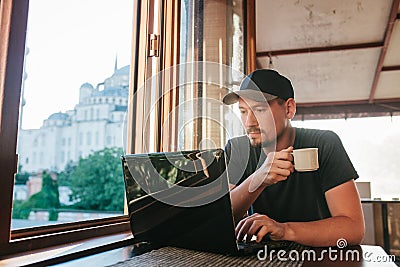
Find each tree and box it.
[12,171,60,220]
[15,164,30,185]
[67,147,125,212]
[12,200,31,219]
[30,172,60,220]
[57,161,76,186]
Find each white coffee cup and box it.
[292,148,319,172]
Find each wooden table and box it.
[55,243,397,267]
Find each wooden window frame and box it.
[0,0,147,256]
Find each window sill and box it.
[0,231,134,266]
[0,216,131,257]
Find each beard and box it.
[246,127,276,148]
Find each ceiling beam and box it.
[256,42,382,57]
[293,111,400,121]
[368,0,400,103]
[294,99,400,121]
[297,98,400,108]
[382,65,400,71]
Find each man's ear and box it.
[286,98,296,119]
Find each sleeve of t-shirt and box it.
[224,137,251,186]
[317,130,359,193]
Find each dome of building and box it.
[92,65,130,98]
[47,112,69,121]
[113,65,130,76]
[80,83,94,90]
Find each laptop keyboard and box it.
[237,239,291,252]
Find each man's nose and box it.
[244,110,258,127]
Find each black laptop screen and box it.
[121,148,238,254]
[121,148,227,206]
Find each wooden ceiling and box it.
[254,0,400,120]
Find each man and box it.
[223,69,365,247]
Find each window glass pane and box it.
[13,0,133,229]
[292,116,400,199]
[175,0,245,151]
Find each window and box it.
[0,0,250,257]
[127,0,247,154]
[95,132,99,145]
[292,116,400,199]
[39,152,44,164]
[173,0,246,151]
[0,0,136,256]
[79,132,83,145]
[41,134,46,146]
[86,132,92,146]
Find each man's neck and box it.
[275,125,296,151]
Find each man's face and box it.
[238,97,287,147]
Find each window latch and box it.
[148,34,160,57]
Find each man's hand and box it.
[248,146,294,192]
[235,213,287,243]
[236,180,365,247]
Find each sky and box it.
[21,0,134,129]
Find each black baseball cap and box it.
[222,69,294,105]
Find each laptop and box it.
[121,148,289,256]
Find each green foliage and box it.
[67,147,124,212]
[30,173,59,207]
[15,164,30,185]
[13,147,124,220]
[12,200,31,219]
[57,161,76,186]
[12,171,60,220]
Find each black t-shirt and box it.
[224,127,359,223]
